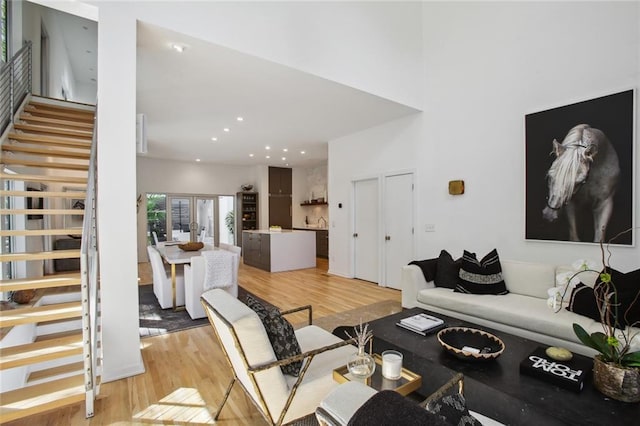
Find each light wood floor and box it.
[5,258,401,425]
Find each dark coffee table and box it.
[368,308,638,426]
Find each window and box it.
[1,0,7,63]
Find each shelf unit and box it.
[237,192,258,248]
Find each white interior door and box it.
[384,173,414,289]
[353,178,379,283]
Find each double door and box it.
[150,194,235,246]
[352,173,414,289]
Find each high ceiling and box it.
[54,10,420,168]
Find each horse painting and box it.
[542,124,620,242]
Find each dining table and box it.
[157,243,215,310]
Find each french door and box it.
[147,193,235,247]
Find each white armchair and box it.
[147,245,185,309]
[201,289,357,425]
[184,250,239,319]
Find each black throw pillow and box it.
[434,250,462,289]
[455,249,508,295]
[607,267,640,327]
[245,295,303,376]
[566,283,601,322]
[409,258,439,282]
[568,268,640,327]
[425,392,482,426]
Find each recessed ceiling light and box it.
[170,43,185,53]
[283,148,288,152]
[282,157,286,161]
[223,128,230,132]
[265,146,271,150]
[266,155,271,159]
[195,158,201,162]
[285,163,289,166]
[211,137,217,141]
[249,153,254,157]
[300,151,306,155]
[237,117,244,122]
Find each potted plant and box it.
[553,229,640,402]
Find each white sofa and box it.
[184,249,239,320]
[401,259,640,357]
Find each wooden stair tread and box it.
[28,361,84,383]
[13,123,93,139]
[0,273,81,292]
[0,190,86,198]
[2,209,85,215]
[8,132,92,148]
[0,374,86,423]
[19,114,94,130]
[0,332,83,370]
[0,249,81,262]
[0,229,86,237]
[1,144,91,159]
[0,172,87,184]
[0,302,82,327]
[0,158,89,170]
[29,101,95,115]
[24,105,94,123]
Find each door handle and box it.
[353,233,358,238]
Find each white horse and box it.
[542,124,620,242]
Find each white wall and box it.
[292,164,329,228]
[117,1,423,109]
[96,6,144,382]
[329,1,640,278]
[136,157,259,259]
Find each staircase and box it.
[0,97,100,422]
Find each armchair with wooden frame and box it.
[200,288,357,425]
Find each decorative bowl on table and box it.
[241,184,253,191]
[437,327,505,361]
[177,242,204,252]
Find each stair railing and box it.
[0,41,32,135]
[80,106,100,418]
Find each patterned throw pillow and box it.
[245,295,303,376]
[425,392,482,426]
[455,249,508,295]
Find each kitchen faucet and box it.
[318,216,327,228]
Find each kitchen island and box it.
[242,230,316,272]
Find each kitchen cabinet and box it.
[269,167,292,195]
[236,192,258,248]
[243,231,270,270]
[316,230,329,258]
[242,230,315,272]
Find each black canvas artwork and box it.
[525,90,634,245]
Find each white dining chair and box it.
[147,245,185,309]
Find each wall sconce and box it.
[448,180,465,195]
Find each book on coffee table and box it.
[519,346,592,393]
[396,313,445,335]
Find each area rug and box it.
[138,285,209,338]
